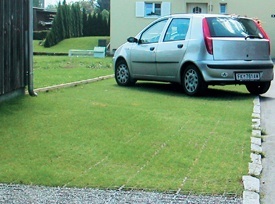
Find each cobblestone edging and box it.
[242,96,263,204]
[27,75,115,94]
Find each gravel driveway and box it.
[0,183,242,204]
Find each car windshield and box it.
[206,17,263,38]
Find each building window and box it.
[145,3,161,16]
[220,3,227,14]
[136,2,170,18]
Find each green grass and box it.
[0,79,252,195]
[34,36,110,53]
[33,56,113,88]
[0,37,253,195]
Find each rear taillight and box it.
[254,20,271,55]
[203,18,213,55]
[255,20,270,40]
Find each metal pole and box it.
[28,0,37,96]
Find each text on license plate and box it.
[236,73,260,81]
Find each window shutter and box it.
[136,2,144,17]
[161,2,171,16]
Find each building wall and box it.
[110,0,275,58]
[33,8,56,31]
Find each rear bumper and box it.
[197,60,274,83]
[207,63,274,70]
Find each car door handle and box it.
[177,44,183,49]
[150,47,155,51]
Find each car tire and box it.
[115,60,136,86]
[182,65,207,96]
[245,82,271,95]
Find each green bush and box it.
[33,30,49,40]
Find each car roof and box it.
[162,13,248,19]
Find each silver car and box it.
[113,14,274,96]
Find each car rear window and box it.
[206,17,263,38]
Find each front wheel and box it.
[245,82,271,95]
[182,65,207,96]
[115,60,136,86]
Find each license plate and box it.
[236,73,260,81]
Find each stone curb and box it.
[243,96,262,204]
[27,75,114,94]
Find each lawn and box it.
[33,56,113,88]
[0,37,253,196]
[34,36,110,53]
[0,79,252,195]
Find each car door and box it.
[130,19,168,78]
[156,18,190,79]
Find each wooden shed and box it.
[0,0,36,103]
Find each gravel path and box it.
[0,183,242,204]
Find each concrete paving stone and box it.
[252,130,261,137]
[251,113,260,119]
[253,97,260,105]
[252,118,260,125]
[249,162,263,176]
[251,144,263,154]
[251,137,261,146]
[243,191,260,204]
[253,105,260,114]
[242,176,260,193]
[250,153,262,165]
[252,124,261,130]
[251,119,261,129]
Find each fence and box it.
[0,0,35,102]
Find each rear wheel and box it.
[245,82,271,95]
[115,60,136,86]
[182,65,207,96]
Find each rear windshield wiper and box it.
[245,35,263,40]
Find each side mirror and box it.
[127,37,138,43]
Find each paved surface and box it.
[260,75,275,204]
[0,184,242,204]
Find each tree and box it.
[86,13,93,36]
[82,8,89,36]
[76,3,83,37]
[91,12,98,36]
[71,3,83,37]
[44,0,110,47]
[62,0,71,38]
[44,1,83,47]
[44,2,64,47]
[101,9,109,21]
[45,4,57,11]
[98,0,110,11]
[33,0,44,8]
[79,1,94,14]
[92,0,110,12]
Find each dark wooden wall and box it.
[0,0,31,100]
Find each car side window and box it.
[164,18,190,42]
[140,19,168,44]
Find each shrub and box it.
[33,30,50,40]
